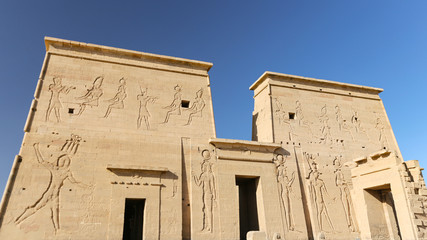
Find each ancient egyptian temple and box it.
[0,37,426,240]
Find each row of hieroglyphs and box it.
[45,76,205,128]
[274,99,388,148]
[303,152,358,233]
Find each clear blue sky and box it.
[0,1,426,194]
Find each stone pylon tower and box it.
[1,38,426,240]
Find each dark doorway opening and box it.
[123,198,145,240]
[364,185,401,239]
[236,176,260,240]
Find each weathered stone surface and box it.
[0,37,425,240]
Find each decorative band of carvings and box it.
[216,155,272,163]
[106,164,169,173]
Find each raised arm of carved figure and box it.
[304,152,314,179]
[67,171,89,188]
[33,143,44,164]
[33,143,53,169]
[289,171,296,187]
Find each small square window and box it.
[181,100,190,108]
[288,112,295,120]
[68,108,74,114]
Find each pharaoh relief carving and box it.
[334,105,355,141]
[103,78,127,118]
[184,88,205,125]
[333,156,358,232]
[274,154,296,231]
[137,87,157,129]
[375,115,389,149]
[45,77,75,122]
[304,152,335,232]
[318,105,332,144]
[192,149,216,232]
[15,134,91,233]
[163,85,182,123]
[76,76,104,116]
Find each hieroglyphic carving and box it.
[333,156,358,232]
[274,154,296,231]
[375,115,388,149]
[304,153,335,232]
[335,105,355,141]
[184,88,205,125]
[137,87,157,129]
[104,78,127,118]
[45,77,75,122]
[318,105,332,144]
[163,85,182,123]
[274,99,295,141]
[15,135,90,233]
[76,76,104,116]
[351,110,370,141]
[193,149,216,232]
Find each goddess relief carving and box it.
[76,76,104,116]
[163,85,182,123]
[45,77,75,122]
[274,154,296,231]
[103,78,127,118]
[137,87,157,129]
[304,152,335,232]
[333,156,358,232]
[192,150,216,232]
[184,88,205,125]
[15,135,90,233]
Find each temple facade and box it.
[0,37,426,240]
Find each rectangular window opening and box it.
[68,108,74,114]
[288,112,295,120]
[123,198,145,240]
[181,100,190,108]
[236,176,259,240]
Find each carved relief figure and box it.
[274,154,296,231]
[375,116,388,149]
[193,150,216,232]
[184,88,206,125]
[45,77,75,122]
[351,110,370,140]
[104,78,127,118]
[137,87,157,129]
[304,153,334,232]
[274,99,295,141]
[76,76,104,116]
[333,156,358,232]
[163,85,182,123]
[335,105,355,141]
[15,135,89,233]
[295,100,314,137]
[318,105,332,144]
